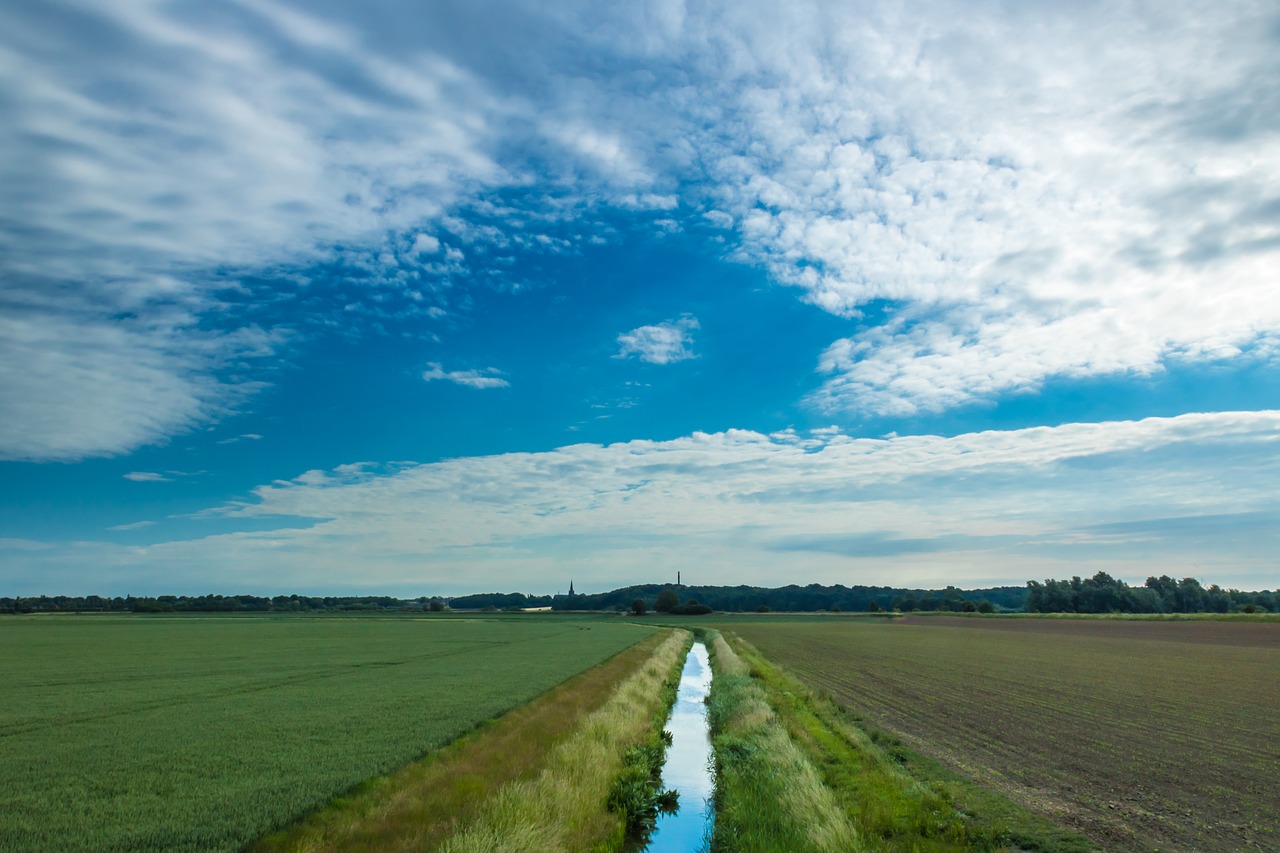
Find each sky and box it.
[2,0,1279,597]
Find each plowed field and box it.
[716,615,1280,852]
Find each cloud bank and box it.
[5,411,1277,594]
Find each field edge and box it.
[250,625,668,853]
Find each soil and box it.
[723,615,1280,852]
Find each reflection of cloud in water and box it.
[646,642,714,852]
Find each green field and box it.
[710,614,1280,852]
[0,614,652,852]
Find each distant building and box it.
[568,579,575,595]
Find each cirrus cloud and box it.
[422,362,510,389]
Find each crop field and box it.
[0,614,652,852]
[712,615,1280,852]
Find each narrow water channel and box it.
[644,641,714,852]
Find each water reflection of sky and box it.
[646,642,714,852]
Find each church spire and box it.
[568,579,575,595]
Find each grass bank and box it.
[435,627,691,852]
[253,629,670,852]
[705,631,861,852]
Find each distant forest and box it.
[1,585,1019,615]
[457,583,1025,613]
[3,574,1274,615]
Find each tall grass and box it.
[705,632,862,853]
[436,629,691,853]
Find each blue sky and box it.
[2,0,1279,596]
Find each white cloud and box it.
[663,1,1280,414]
[4,411,1277,595]
[0,539,53,552]
[123,472,171,483]
[411,234,442,255]
[615,315,700,364]
[0,0,519,459]
[217,433,265,445]
[422,362,510,389]
[4,0,1278,460]
[108,520,157,531]
[702,210,734,229]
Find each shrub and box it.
[670,602,713,616]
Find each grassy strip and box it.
[706,631,862,852]
[436,628,691,853]
[721,633,1093,853]
[252,630,667,853]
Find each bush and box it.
[670,602,713,616]
[607,730,676,838]
[631,598,647,615]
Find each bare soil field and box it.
[715,615,1280,852]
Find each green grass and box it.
[437,629,690,852]
[252,630,672,853]
[705,631,861,853]
[0,614,652,852]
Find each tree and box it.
[655,588,679,612]
[1175,577,1206,613]
[428,598,445,612]
[631,598,647,615]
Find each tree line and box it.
[1026,572,1275,614]
[0,594,443,614]
[2,584,1023,615]
[550,582,1022,613]
[8,575,1272,616]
